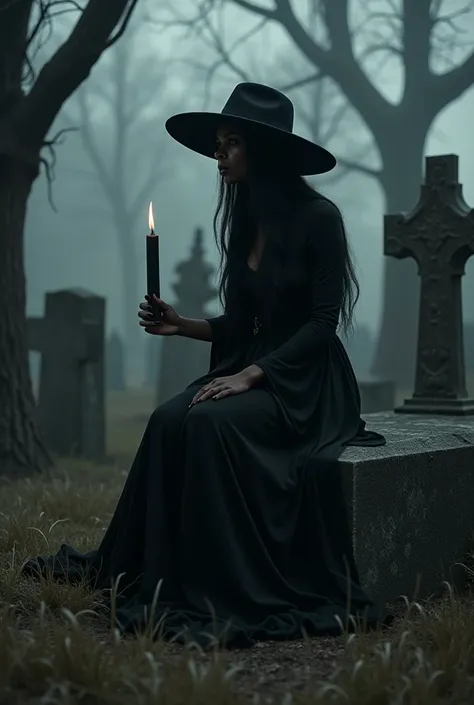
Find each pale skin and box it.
[137,123,265,405]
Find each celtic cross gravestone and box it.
[384,154,474,414]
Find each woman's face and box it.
[214,124,247,184]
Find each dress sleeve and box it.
[206,314,229,371]
[254,200,346,377]
[206,314,228,343]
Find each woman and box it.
[25,83,386,647]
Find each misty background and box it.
[25,0,474,387]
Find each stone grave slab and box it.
[338,411,474,605]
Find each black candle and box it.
[146,201,161,322]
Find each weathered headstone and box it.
[155,227,217,404]
[106,331,125,391]
[28,289,106,459]
[385,154,474,414]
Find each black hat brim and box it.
[165,111,336,176]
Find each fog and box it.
[24,0,474,385]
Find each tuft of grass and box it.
[296,586,474,704]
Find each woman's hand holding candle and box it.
[138,294,182,336]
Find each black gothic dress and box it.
[24,197,387,647]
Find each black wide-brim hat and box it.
[165,82,336,176]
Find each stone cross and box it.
[384,154,474,414]
[29,289,106,458]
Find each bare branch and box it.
[336,156,380,178]
[21,0,140,146]
[171,3,268,107]
[319,0,351,55]
[230,0,278,19]
[321,98,352,143]
[268,0,392,132]
[402,0,432,96]
[433,47,474,106]
[315,146,381,188]
[196,7,257,82]
[25,1,87,85]
[431,0,472,32]
[72,91,115,202]
[48,1,87,11]
[357,41,402,62]
[39,125,78,210]
[105,0,139,48]
[62,26,169,226]
[356,8,401,34]
[278,71,322,92]
[26,1,50,52]
[130,153,170,217]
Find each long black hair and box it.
[212,131,359,335]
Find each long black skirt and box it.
[23,384,384,647]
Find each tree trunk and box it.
[371,126,426,387]
[0,156,51,476]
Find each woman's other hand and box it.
[138,294,182,336]
[189,372,253,406]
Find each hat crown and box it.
[221,82,294,133]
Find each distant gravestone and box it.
[156,227,217,404]
[28,289,106,459]
[385,154,474,414]
[106,331,125,391]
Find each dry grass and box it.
[0,389,473,703]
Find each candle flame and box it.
[148,201,155,233]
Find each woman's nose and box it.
[214,146,226,160]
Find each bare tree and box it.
[0,0,140,476]
[62,26,170,380]
[158,0,474,385]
